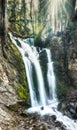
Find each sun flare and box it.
[39,0,72,33]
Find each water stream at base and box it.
[9,33,77,130]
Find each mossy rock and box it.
[6,36,30,103]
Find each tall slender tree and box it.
[0,0,7,58]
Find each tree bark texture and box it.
[0,0,7,58]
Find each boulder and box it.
[58,98,77,119]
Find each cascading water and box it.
[19,39,46,106]
[9,34,36,107]
[9,33,77,130]
[9,33,46,107]
[46,49,56,100]
[24,58,38,107]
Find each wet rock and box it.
[61,125,67,130]
[43,115,50,122]
[41,125,47,130]
[41,106,44,110]
[19,111,29,117]
[17,100,30,108]
[69,106,75,114]
[58,102,67,111]
[39,123,48,130]
[55,121,63,127]
[32,125,39,130]
[58,99,77,120]
[39,49,48,63]
[51,115,57,122]
[75,106,77,113]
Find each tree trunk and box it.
[0,0,7,58]
[69,0,76,20]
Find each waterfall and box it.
[9,34,37,107]
[9,33,46,107]
[46,49,56,100]
[24,58,38,107]
[9,34,77,130]
[18,38,46,106]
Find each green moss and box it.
[7,37,30,103]
[19,84,30,102]
[12,45,30,102]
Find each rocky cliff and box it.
[0,37,30,130]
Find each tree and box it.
[0,0,7,58]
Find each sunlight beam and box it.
[41,0,71,33]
